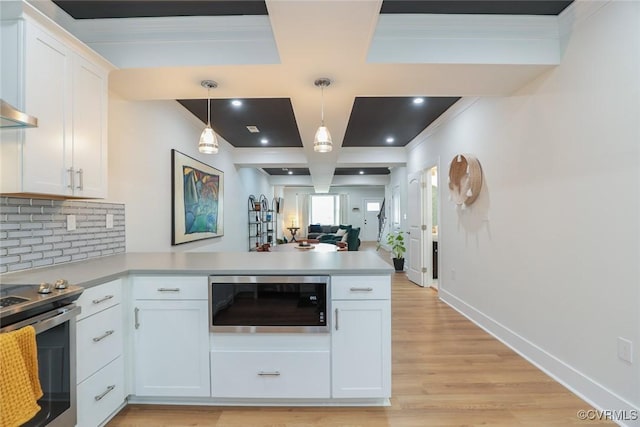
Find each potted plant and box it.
[378,230,406,272]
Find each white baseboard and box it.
[439,288,639,427]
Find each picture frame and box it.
[171,149,224,245]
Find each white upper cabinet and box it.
[0,4,112,198]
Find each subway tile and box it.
[0,239,21,248]
[33,259,54,268]
[19,206,44,214]
[8,246,31,255]
[32,243,53,252]
[7,214,31,222]
[32,229,54,237]
[62,247,80,255]
[20,253,43,262]
[0,223,21,231]
[53,255,72,264]
[46,222,66,229]
[53,242,72,250]
[42,235,63,244]
[7,246,31,255]
[43,250,63,258]
[7,230,33,239]
[31,214,53,222]
[20,223,43,230]
[31,199,54,207]
[20,237,44,246]
[0,206,19,214]
[2,256,21,264]
[71,253,88,261]
[8,262,32,271]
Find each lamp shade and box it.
[198,125,219,154]
[313,126,333,153]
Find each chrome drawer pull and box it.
[94,385,115,401]
[92,330,114,342]
[76,168,84,190]
[258,371,281,376]
[335,308,339,331]
[157,288,180,292]
[134,307,140,329]
[350,287,373,292]
[67,167,75,189]
[92,295,114,305]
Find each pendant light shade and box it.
[198,80,219,154]
[313,78,332,153]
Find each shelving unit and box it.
[248,194,277,251]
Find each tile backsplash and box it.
[0,197,125,274]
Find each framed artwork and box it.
[172,149,224,245]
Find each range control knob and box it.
[38,283,53,294]
[54,279,69,289]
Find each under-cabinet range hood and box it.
[0,99,38,128]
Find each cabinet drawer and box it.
[132,276,208,300]
[76,279,122,321]
[77,356,125,427]
[211,350,330,398]
[77,304,123,383]
[331,276,390,300]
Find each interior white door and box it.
[407,173,424,285]
[362,199,382,241]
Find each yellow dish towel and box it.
[0,326,43,427]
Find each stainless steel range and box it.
[0,279,83,427]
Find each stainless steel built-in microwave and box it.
[209,275,329,333]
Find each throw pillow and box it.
[341,232,349,242]
[309,224,322,233]
[335,228,347,237]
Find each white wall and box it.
[407,0,639,418]
[107,95,271,252]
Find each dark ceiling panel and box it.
[263,168,310,176]
[334,168,390,176]
[52,1,268,19]
[178,98,302,148]
[380,0,573,16]
[342,97,459,147]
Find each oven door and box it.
[0,304,80,427]
[210,275,329,333]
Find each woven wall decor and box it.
[448,154,483,206]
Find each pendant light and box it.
[313,78,332,153]
[199,80,219,154]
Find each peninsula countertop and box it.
[0,251,394,288]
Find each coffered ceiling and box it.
[37,0,574,192]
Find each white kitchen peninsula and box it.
[0,251,393,424]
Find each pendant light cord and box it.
[207,87,211,126]
[320,85,325,126]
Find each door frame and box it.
[407,171,425,286]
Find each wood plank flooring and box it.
[108,250,610,426]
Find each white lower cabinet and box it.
[132,276,210,397]
[331,276,391,399]
[77,356,125,427]
[211,350,330,398]
[75,279,125,427]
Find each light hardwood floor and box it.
[108,246,610,426]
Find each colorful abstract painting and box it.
[172,150,224,245]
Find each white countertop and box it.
[0,251,393,289]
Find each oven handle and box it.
[0,304,81,334]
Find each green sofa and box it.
[319,225,361,251]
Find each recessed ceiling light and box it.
[359,170,364,175]
[246,125,260,133]
[413,97,425,104]
[231,100,242,107]
[386,137,395,143]
[288,171,293,175]
[260,138,268,144]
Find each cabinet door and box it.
[331,300,391,398]
[71,53,108,198]
[23,22,71,195]
[133,300,210,397]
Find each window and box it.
[310,195,340,225]
[366,201,380,212]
